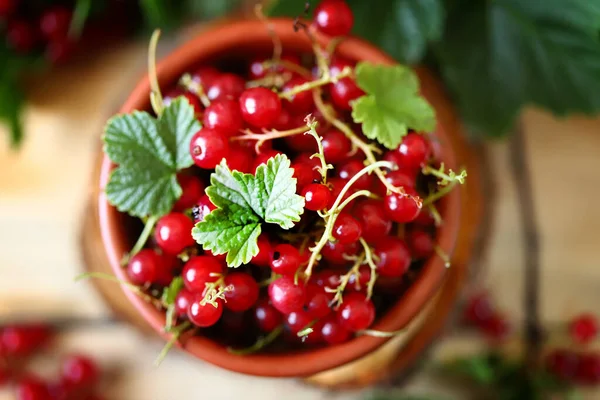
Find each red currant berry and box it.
[413,208,436,226]
[155,213,195,255]
[273,107,292,130]
[569,314,598,345]
[268,276,307,314]
[175,288,194,317]
[481,313,511,341]
[348,266,371,292]
[576,353,600,384]
[337,292,375,332]
[396,133,431,170]
[327,177,354,209]
[61,354,99,390]
[1,324,52,357]
[463,292,494,325]
[374,237,411,278]
[188,296,223,327]
[0,367,9,386]
[40,7,72,41]
[163,90,202,115]
[330,77,364,111]
[249,53,301,79]
[293,161,317,188]
[239,87,282,128]
[282,76,314,115]
[192,195,216,223]
[285,310,313,334]
[322,240,359,266]
[202,98,243,137]
[174,174,205,211]
[337,160,371,190]
[332,213,362,245]
[353,199,392,243]
[16,376,51,400]
[321,315,351,344]
[224,273,259,312]
[301,183,331,211]
[251,234,273,267]
[546,349,580,380]
[329,57,354,78]
[189,128,230,169]
[252,150,283,172]
[254,298,282,332]
[224,145,254,173]
[305,284,331,319]
[153,255,180,286]
[0,0,17,18]
[312,269,342,289]
[405,228,434,259]
[206,73,245,101]
[270,244,302,276]
[373,170,416,196]
[313,0,354,37]
[321,129,351,164]
[6,20,38,54]
[384,188,422,223]
[192,66,220,88]
[127,249,161,285]
[182,256,224,293]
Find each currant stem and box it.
[263,60,312,79]
[337,189,378,213]
[231,125,308,153]
[148,29,164,116]
[254,4,282,74]
[125,215,158,265]
[279,67,352,100]
[326,254,365,307]
[422,163,467,186]
[154,321,192,366]
[428,203,443,226]
[297,320,317,338]
[433,245,451,268]
[422,181,457,206]
[75,272,164,308]
[227,325,284,355]
[359,238,378,299]
[305,119,332,184]
[179,73,210,107]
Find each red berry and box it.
[481,313,511,341]
[40,7,72,41]
[312,269,342,289]
[282,76,315,115]
[252,150,283,172]
[353,199,392,243]
[203,98,243,137]
[182,256,224,293]
[374,237,411,278]
[254,298,282,332]
[347,266,371,292]
[332,213,362,245]
[313,0,354,37]
[569,314,598,344]
[163,90,202,115]
[330,77,364,111]
[61,354,99,390]
[373,170,416,196]
[301,183,331,210]
[192,66,220,88]
[576,353,600,384]
[155,213,195,255]
[322,240,359,266]
[384,188,422,223]
[546,349,580,381]
[405,228,434,259]
[321,314,351,344]
[192,195,216,223]
[305,284,331,319]
[224,145,254,173]
[396,133,431,170]
[251,234,273,267]
[0,367,9,386]
[188,296,223,327]
[337,292,375,332]
[6,20,37,53]
[463,292,494,325]
[327,177,354,209]
[239,87,282,128]
[249,53,301,79]
[189,128,230,169]
[127,249,164,285]
[329,57,354,78]
[224,273,259,312]
[413,208,436,226]
[155,255,181,287]
[273,107,293,130]
[175,288,194,317]
[321,129,351,164]
[293,161,317,188]
[270,244,302,276]
[1,324,52,357]
[268,276,307,314]
[16,376,51,400]
[174,174,205,211]
[206,73,245,101]
[285,310,313,334]
[0,0,17,18]
[337,160,371,190]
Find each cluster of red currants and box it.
[463,292,512,341]
[0,323,104,400]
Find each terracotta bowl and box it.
[98,18,461,377]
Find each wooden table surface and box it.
[1,32,600,400]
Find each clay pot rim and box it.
[98,18,461,377]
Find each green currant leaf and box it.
[103,97,201,218]
[193,155,304,267]
[436,0,600,136]
[351,62,436,149]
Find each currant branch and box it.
[422,163,467,186]
[279,66,352,100]
[179,73,210,107]
[304,117,333,184]
[231,125,308,153]
[325,254,365,307]
[359,238,379,299]
[148,29,164,116]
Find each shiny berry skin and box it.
[321,315,351,344]
[182,256,224,293]
[374,237,411,278]
[481,313,511,341]
[174,174,205,211]
[373,169,416,196]
[224,273,259,312]
[327,177,354,209]
[224,145,254,173]
[406,229,434,259]
[1,324,52,357]
[206,73,245,101]
[251,234,273,267]
[322,240,359,266]
[192,195,216,223]
[569,314,598,344]
[337,292,375,332]
[321,130,351,164]
[40,7,72,41]
[312,269,342,289]
[16,376,51,400]
[154,213,195,255]
[353,199,392,243]
[396,133,431,170]
[254,299,282,332]
[189,128,230,169]
[305,284,331,319]
[413,208,436,226]
[384,188,422,223]
[313,0,354,37]
[192,66,220,88]
[188,296,223,327]
[127,249,163,285]
[249,53,301,79]
[348,266,371,292]
[163,90,202,115]
[252,150,283,172]
[282,76,314,115]
[175,288,194,317]
[301,183,331,210]
[239,87,282,128]
[270,244,302,276]
[273,107,292,130]
[337,160,371,190]
[330,77,364,111]
[463,292,494,325]
[546,349,580,380]
[332,213,362,244]
[0,0,17,18]
[268,276,307,314]
[61,354,99,390]
[329,57,354,78]
[576,353,600,384]
[202,99,243,137]
[292,162,317,188]
[285,310,313,334]
[6,20,37,53]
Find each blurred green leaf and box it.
[185,0,242,20]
